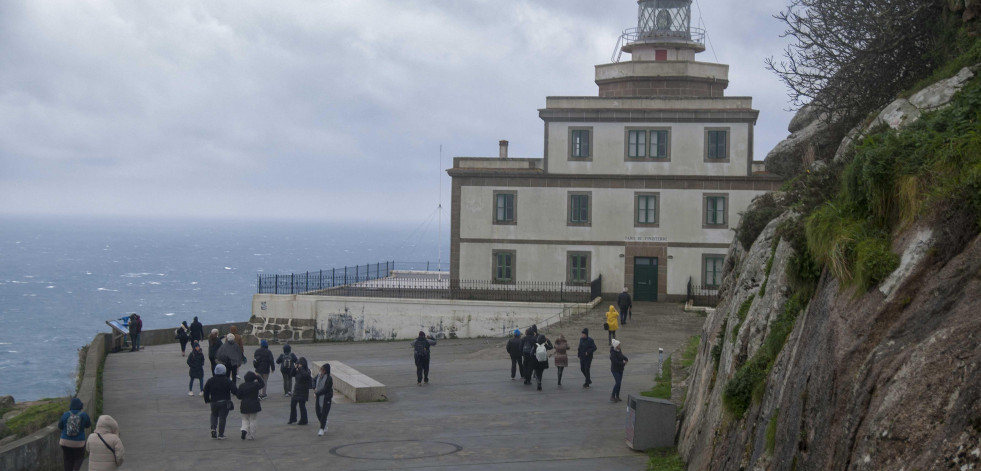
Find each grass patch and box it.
[647,447,686,471]
[642,356,673,400]
[731,295,756,338]
[765,408,780,454]
[680,335,700,368]
[736,193,784,251]
[4,399,69,438]
[95,349,107,418]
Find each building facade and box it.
[448,0,782,301]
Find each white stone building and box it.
[448,0,782,301]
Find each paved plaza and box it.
[96,302,703,470]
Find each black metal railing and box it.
[320,278,595,303]
[257,262,394,294]
[390,261,448,272]
[687,277,719,307]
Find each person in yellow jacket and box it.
[605,305,620,345]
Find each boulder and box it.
[0,395,13,410]
[908,67,975,110]
[787,104,822,133]
[871,98,921,130]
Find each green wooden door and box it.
[633,257,658,301]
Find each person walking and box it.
[605,306,620,345]
[235,371,264,440]
[276,344,298,397]
[505,329,523,381]
[520,327,536,385]
[230,325,245,366]
[530,334,554,391]
[578,328,597,389]
[553,334,569,386]
[411,332,437,385]
[609,339,628,402]
[175,321,190,356]
[186,341,205,396]
[128,313,142,351]
[216,333,243,383]
[314,363,333,436]
[617,287,633,325]
[203,364,238,439]
[288,357,312,425]
[58,397,92,471]
[253,339,275,399]
[207,329,222,376]
[189,316,204,342]
[85,414,124,470]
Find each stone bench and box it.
[311,360,387,403]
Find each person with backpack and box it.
[617,287,633,326]
[207,329,222,376]
[553,334,570,386]
[530,334,554,391]
[85,414,124,470]
[128,313,142,351]
[204,364,238,439]
[58,397,92,471]
[411,331,437,385]
[314,363,333,437]
[253,339,275,398]
[235,371,264,440]
[175,321,190,356]
[520,327,536,385]
[216,333,243,383]
[187,341,206,396]
[276,344,298,396]
[289,357,313,425]
[505,329,523,381]
[578,328,597,389]
[609,339,629,402]
[605,306,619,345]
[189,316,204,342]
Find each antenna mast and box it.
[438,145,442,272]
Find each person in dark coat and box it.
[207,329,222,376]
[235,371,264,440]
[189,316,204,342]
[58,397,92,471]
[186,342,205,396]
[578,328,597,389]
[411,331,437,385]
[531,334,554,391]
[505,329,523,380]
[609,339,628,402]
[289,357,313,425]
[175,321,190,356]
[216,333,243,383]
[617,287,632,325]
[520,327,536,384]
[314,363,333,436]
[203,364,238,439]
[276,344,298,396]
[253,339,275,398]
[128,314,142,351]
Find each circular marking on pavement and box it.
[329,440,463,460]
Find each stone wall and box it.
[246,315,316,344]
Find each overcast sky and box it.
[0,0,794,223]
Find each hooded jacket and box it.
[203,373,238,404]
[236,372,264,414]
[216,337,242,367]
[277,345,298,375]
[610,346,628,373]
[229,325,244,357]
[506,333,522,357]
[531,335,554,369]
[314,364,334,408]
[577,331,597,360]
[253,342,275,375]
[186,346,205,378]
[291,357,313,401]
[85,414,124,470]
[58,397,91,447]
[553,337,570,368]
[605,307,620,332]
[520,329,537,357]
[189,317,204,341]
[617,291,632,310]
[175,322,189,341]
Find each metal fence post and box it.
[275,274,279,295]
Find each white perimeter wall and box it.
[252,294,592,341]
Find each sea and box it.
[0,216,447,401]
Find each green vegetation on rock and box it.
[647,447,686,471]
[680,335,700,369]
[3,399,69,439]
[736,193,783,251]
[765,408,780,454]
[732,295,756,338]
[642,356,673,400]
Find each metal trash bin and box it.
[625,394,676,450]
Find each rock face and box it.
[679,67,981,470]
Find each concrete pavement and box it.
[96,302,703,470]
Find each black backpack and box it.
[522,338,534,355]
[282,354,294,373]
[414,340,430,359]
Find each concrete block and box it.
[311,360,387,403]
[625,394,676,451]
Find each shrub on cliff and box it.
[736,193,784,251]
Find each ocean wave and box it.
[164,312,175,316]
[46,285,55,289]
[147,281,161,285]
[97,288,119,292]
[224,267,234,270]
[190,282,198,285]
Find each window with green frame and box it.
[569,194,590,224]
[705,196,726,225]
[627,130,646,158]
[495,193,514,223]
[704,255,725,287]
[650,130,668,158]
[571,129,591,158]
[568,253,589,284]
[707,130,727,159]
[494,251,514,282]
[637,194,658,224]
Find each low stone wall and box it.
[0,332,107,471]
[249,294,598,342]
[124,321,251,349]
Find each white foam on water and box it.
[164,312,175,316]
[8,351,18,353]
[85,272,93,275]
[46,285,55,289]
[190,282,198,285]
[147,281,161,285]
[224,267,233,270]
[0,342,11,345]
[97,288,119,292]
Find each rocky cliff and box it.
[677,65,981,470]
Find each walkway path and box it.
[96,302,703,470]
